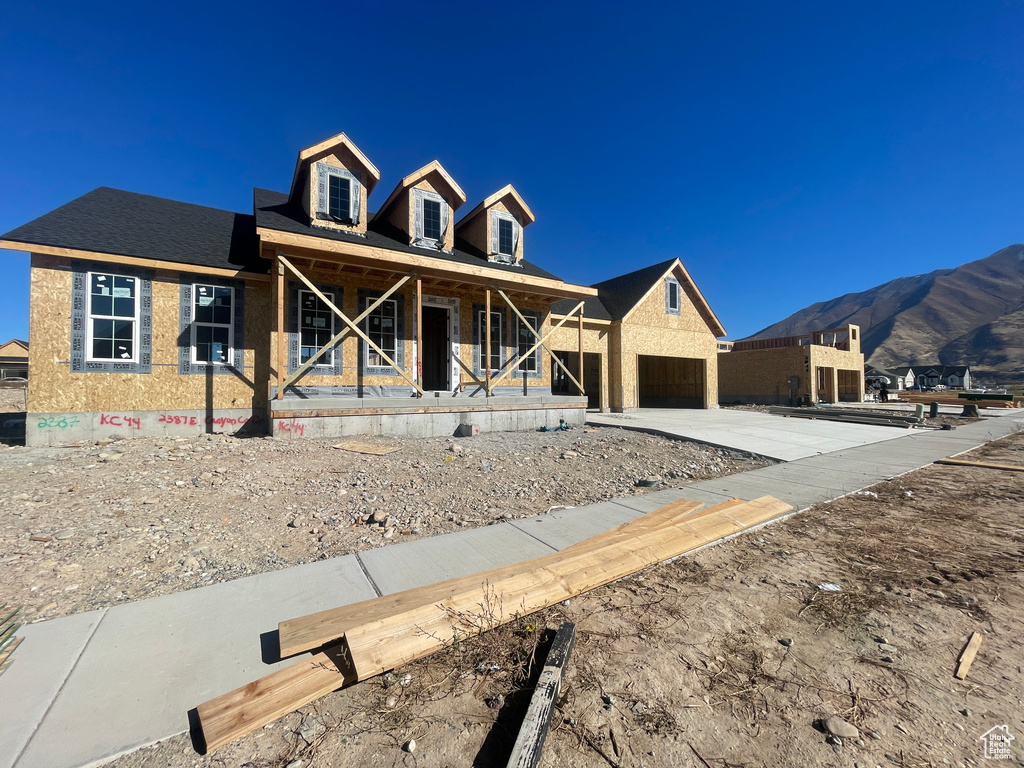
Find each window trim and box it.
[358,289,405,375]
[189,283,235,366]
[489,209,519,263]
[665,276,682,316]
[472,305,507,375]
[514,311,543,379]
[177,276,244,375]
[315,163,361,225]
[298,288,336,368]
[85,271,140,364]
[412,187,449,250]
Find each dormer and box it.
[455,185,535,265]
[373,161,466,253]
[288,132,380,236]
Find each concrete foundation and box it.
[26,408,267,446]
[268,395,587,439]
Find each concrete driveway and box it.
[586,408,913,461]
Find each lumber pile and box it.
[899,392,1019,409]
[196,494,792,752]
[768,406,920,427]
[936,458,1024,473]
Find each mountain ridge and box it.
[746,245,1024,382]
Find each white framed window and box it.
[315,163,360,224]
[498,218,514,256]
[191,284,234,364]
[489,210,519,263]
[516,314,540,373]
[86,272,139,362]
[477,309,503,371]
[299,289,335,366]
[665,277,681,315]
[413,188,448,249]
[365,299,398,367]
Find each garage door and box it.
[638,355,705,408]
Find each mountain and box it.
[746,245,1024,382]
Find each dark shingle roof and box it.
[254,188,564,282]
[590,258,677,320]
[1,187,263,273]
[550,295,613,321]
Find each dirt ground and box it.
[95,429,1024,768]
[0,427,767,622]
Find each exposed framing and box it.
[275,254,423,397]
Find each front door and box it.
[421,305,450,391]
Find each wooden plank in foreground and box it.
[331,441,401,455]
[506,622,576,768]
[936,458,1024,473]
[955,632,983,680]
[278,497,708,657]
[196,640,356,753]
[200,495,791,752]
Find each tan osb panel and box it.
[303,149,370,236]
[28,255,269,414]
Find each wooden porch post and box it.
[416,278,423,392]
[276,256,285,401]
[485,288,492,397]
[577,306,585,397]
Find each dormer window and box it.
[413,188,449,249]
[498,218,514,256]
[328,175,351,221]
[315,163,360,225]
[423,199,442,241]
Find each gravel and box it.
[0,426,770,623]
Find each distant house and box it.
[718,325,865,405]
[0,339,28,379]
[888,366,916,390]
[915,365,971,390]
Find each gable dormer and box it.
[373,161,466,253]
[455,185,535,265]
[288,132,380,236]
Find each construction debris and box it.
[505,622,576,768]
[330,442,401,455]
[937,458,1024,473]
[0,603,22,678]
[768,406,920,428]
[955,632,983,680]
[195,494,792,751]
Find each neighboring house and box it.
[0,339,28,379]
[1,132,726,444]
[548,259,727,411]
[717,325,865,405]
[887,366,915,390]
[914,365,971,390]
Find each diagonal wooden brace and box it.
[278,255,424,396]
[279,271,414,392]
[493,288,585,394]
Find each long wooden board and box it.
[955,631,983,679]
[279,497,709,657]
[936,458,1024,473]
[199,495,791,752]
[331,442,402,456]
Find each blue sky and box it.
[2,1,1023,342]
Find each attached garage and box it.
[637,355,706,408]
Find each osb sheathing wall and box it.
[616,278,720,410]
[717,344,864,404]
[270,263,553,390]
[303,148,370,236]
[457,200,525,264]
[28,254,271,414]
[718,346,809,402]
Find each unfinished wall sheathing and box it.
[717,326,864,406]
[616,276,719,411]
[547,319,611,411]
[27,254,271,444]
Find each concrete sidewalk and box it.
[1,410,1020,768]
